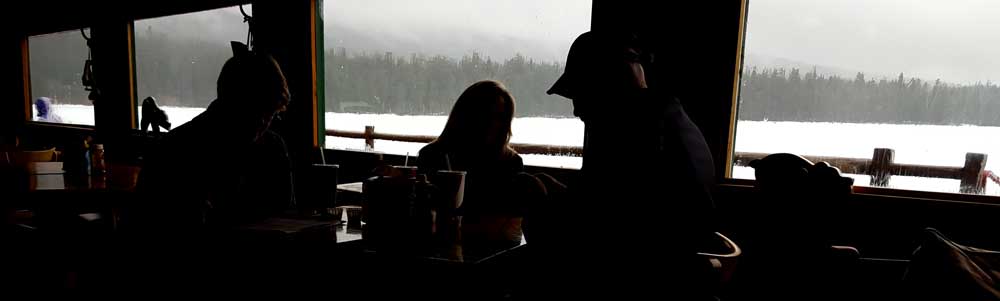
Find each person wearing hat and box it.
[535,31,718,299]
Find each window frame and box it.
[317,0,591,170]
[23,28,99,129]
[129,4,258,132]
[723,0,1000,205]
[16,0,999,204]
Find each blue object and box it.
[34,97,63,123]
[83,149,91,176]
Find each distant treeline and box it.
[31,31,1000,124]
[41,29,575,117]
[134,27,233,108]
[739,67,1000,126]
[325,48,572,117]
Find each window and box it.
[733,0,1000,195]
[133,5,252,131]
[28,28,94,126]
[323,0,590,169]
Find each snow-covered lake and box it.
[45,104,1000,195]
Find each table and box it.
[232,216,363,243]
[333,229,528,299]
[24,162,140,192]
[253,212,524,264]
[334,181,527,264]
[4,162,139,236]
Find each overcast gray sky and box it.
[134,1,1000,84]
[133,2,590,63]
[323,0,591,63]
[746,0,1000,84]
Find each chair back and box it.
[903,228,1000,300]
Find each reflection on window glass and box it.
[134,5,251,131]
[29,29,93,126]
[323,0,590,169]
[734,0,1000,195]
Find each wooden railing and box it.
[326,126,584,156]
[326,127,990,194]
[734,149,989,194]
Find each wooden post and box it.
[364,125,375,151]
[868,148,895,187]
[960,152,987,194]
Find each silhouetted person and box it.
[141,96,172,133]
[131,43,292,237]
[735,154,859,301]
[418,80,545,246]
[33,97,63,123]
[534,31,718,299]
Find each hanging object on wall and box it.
[80,28,100,103]
[240,4,255,51]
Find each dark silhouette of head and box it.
[547,31,649,122]
[435,80,516,158]
[141,96,172,133]
[749,153,853,198]
[213,43,290,142]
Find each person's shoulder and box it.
[505,149,524,169]
[638,88,681,107]
[510,151,523,163]
[257,130,287,147]
[418,141,444,157]
[417,141,447,172]
[163,109,217,139]
[151,116,211,159]
[161,121,197,143]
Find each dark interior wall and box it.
[254,0,324,206]
[90,22,138,161]
[255,0,322,154]
[717,184,1000,258]
[1,35,27,143]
